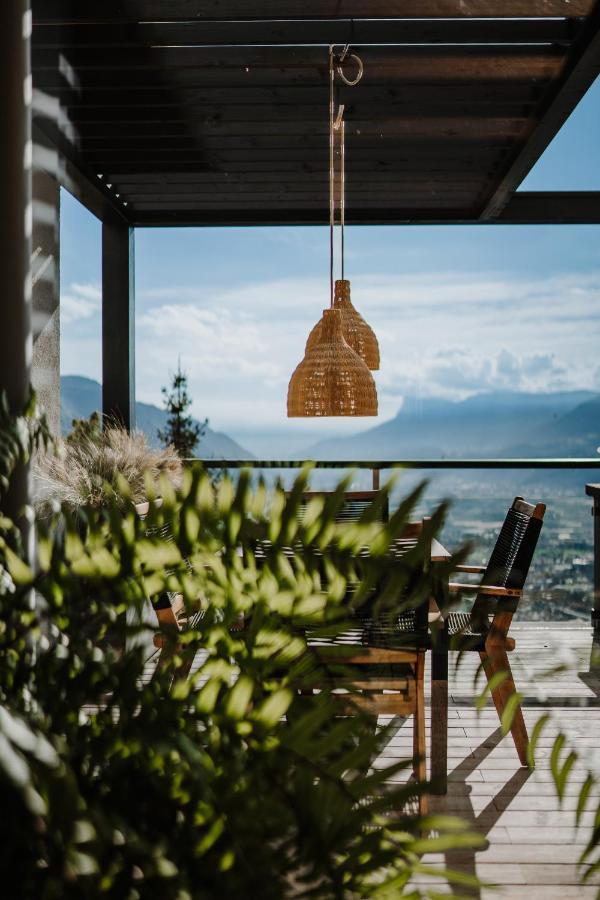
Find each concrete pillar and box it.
[0,0,33,537]
[31,170,60,436]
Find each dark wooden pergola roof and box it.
[31,1,600,227]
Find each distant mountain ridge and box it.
[61,376,253,460]
[301,390,600,460]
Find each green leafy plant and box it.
[0,442,488,897]
[158,362,207,458]
[66,410,102,446]
[0,388,50,496]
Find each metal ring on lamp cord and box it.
[336,51,363,87]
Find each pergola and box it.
[2,0,600,524]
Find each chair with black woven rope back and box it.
[271,488,430,814]
[135,501,206,684]
[443,496,545,767]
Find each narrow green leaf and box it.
[475,669,508,712]
[253,688,293,728]
[4,546,33,585]
[579,853,600,884]
[550,733,566,788]
[556,750,578,802]
[224,675,253,720]
[526,713,550,769]
[500,691,523,736]
[576,775,596,828]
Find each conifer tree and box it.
[158,362,206,458]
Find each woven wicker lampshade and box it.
[287,308,378,417]
[306,278,380,370]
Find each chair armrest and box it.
[448,582,522,598]
[454,564,487,574]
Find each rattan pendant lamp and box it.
[287,46,378,417]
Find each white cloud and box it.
[378,347,577,404]
[60,281,101,324]
[137,303,282,381]
[61,268,600,435]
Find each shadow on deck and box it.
[387,623,600,898]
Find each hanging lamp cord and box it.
[329,46,335,309]
[329,45,363,303]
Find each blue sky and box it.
[60,77,600,453]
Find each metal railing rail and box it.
[192,458,600,470]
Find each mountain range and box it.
[61,376,253,460]
[302,390,600,460]
[61,376,600,468]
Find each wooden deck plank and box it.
[145,620,599,894]
[397,623,600,895]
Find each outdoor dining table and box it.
[153,528,453,792]
[255,534,453,793]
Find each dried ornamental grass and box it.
[33,423,183,516]
[287,308,378,417]
[306,279,380,370]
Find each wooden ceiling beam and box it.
[62,92,540,111]
[32,1,598,24]
[32,18,582,49]
[112,175,490,189]
[31,45,566,77]
[94,158,505,175]
[125,191,486,202]
[132,205,482,224]
[70,117,530,139]
[33,69,554,93]
[82,145,516,166]
[129,191,473,207]
[39,83,548,104]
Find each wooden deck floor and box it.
[395,623,600,898]
[143,622,599,896]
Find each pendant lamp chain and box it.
[329,44,362,295]
[286,45,378,418]
[329,46,335,309]
[303,48,380,373]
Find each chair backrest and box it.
[296,490,389,524]
[472,496,545,622]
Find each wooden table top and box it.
[253,536,451,564]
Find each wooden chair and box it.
[134,501,205,680]
[280,490,429,814]
[442,496,546,765]
[148,488,430,812]
[296,489,389,523]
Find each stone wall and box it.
[31,170,60,436]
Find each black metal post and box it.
[585,484,600,633]
[102,217,135,430]
[0,0,32,547]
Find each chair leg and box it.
[173,647,196,684]
[151,606,181,683]
[413,651,428,816]
[430,647,448,795]
[479,649,529,766]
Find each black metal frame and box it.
[195,458,600,471]
[586,485,600,633]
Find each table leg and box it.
[430,648,448,794]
